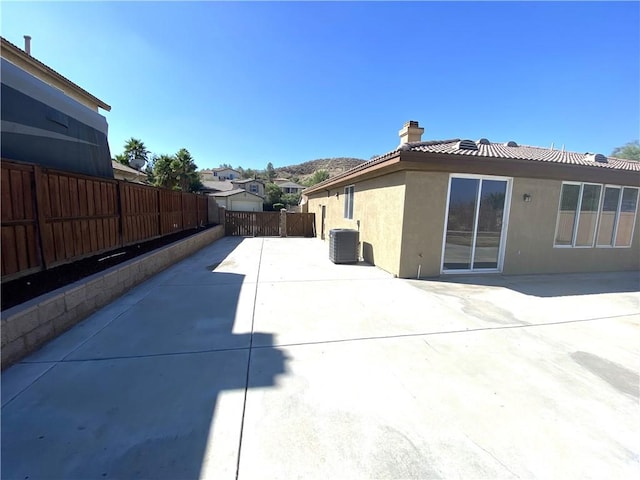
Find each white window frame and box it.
[344,185,355,219]
[595,185,639,249]
[440,173,513,274]
[553,182,603,249]
[554,182,638,249]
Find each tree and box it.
[266,162,276,182]
[152,154,177,189]
[282,192,301,207]
[124,138,150,169]
[265,183,282,209]
[172,148,200,192]
[150,149,202,192]
[304,169,330,187]
[144,155,157,185]
[611,141,640,161]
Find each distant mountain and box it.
[276,157,366,183]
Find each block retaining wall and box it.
[1,225,225,369]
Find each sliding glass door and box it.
[442,175,511,272]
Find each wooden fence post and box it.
[32,165,51,270]
[116,180,125,248]
[279,209,287,237]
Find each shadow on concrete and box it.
[426,271,640,298]
[1,237,288,480]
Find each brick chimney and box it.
[398,120,424,146]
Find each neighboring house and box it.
[112,161,148,184]
[275,180,305,195]
[213,189,264,212]
[303,120,640,278]
[232,178,265,197]
[1,36,113,178]
[199,169,214,181]
[212,167,240,181]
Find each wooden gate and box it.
[224,211,280,236]
[225,211,315,237]
[286,212,315,237]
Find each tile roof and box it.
[232,178,264,184]
[277,181,305,189]
[1,36,111,111]
[111,160,148,176]
[201,180,235,191]
[304,138,639,193]
[399,139,639,171]
[212,189,263,199]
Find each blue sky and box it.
[2,1,639,170]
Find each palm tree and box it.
[152,154,177,189]
[172,148,198,192]
[124,138,149,170]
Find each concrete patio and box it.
[2,236,639,479]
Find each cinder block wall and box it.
[1,225,225,369]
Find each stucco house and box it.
[213,189,264,212]
[1,36,111,113]
[1,36,113,178]
[232,178,265,197]
[275,179,306,194]
[303,121,640,278]
[212,167,240,181]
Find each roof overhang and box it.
[1,37,111,112]
[213,190,264,200]
[304,150,640,195]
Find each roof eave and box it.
[304,149,640,195]
[1,37,111,112]
[303,151,402,195]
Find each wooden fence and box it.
[225,210,315,237]
[1,160,208,282]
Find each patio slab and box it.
[2,236,639,479]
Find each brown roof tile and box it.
[403,140,639,171]
[304,138,639,194]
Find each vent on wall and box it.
[457,139,478,151]
[585,153,608,163]
[504,141,518,147]
[477,138,490,145]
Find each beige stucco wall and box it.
[306,171,407,276]
[240,181,265,197]
[504,177,640,274]
[307,172,640,278]
[398,172,450,278]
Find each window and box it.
[555,182,638,248]
[250,184,258,193]
[596,186,639,247]
[344,185,354,219]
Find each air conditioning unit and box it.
[329,229,359,264]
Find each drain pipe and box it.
[417,264,421,279]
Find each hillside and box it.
[276,157,366,183]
